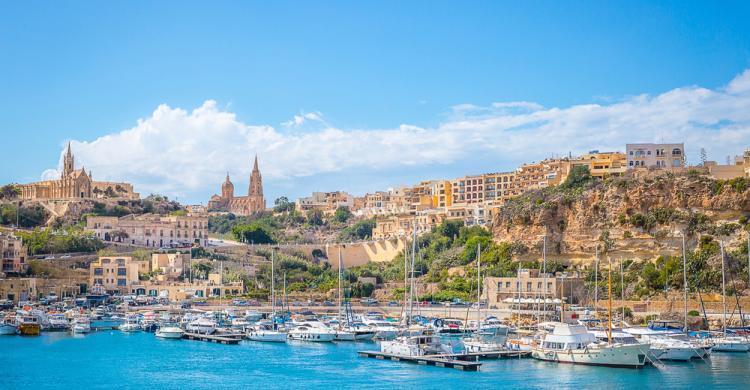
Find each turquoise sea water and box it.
[1,332,749,389]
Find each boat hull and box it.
[531,344,648,368]
[0,324,17,335]
[155,331,184,339]
[246,331,287,342]
[18,323,41,336]
[289,332,336,342]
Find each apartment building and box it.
[150,252,191,281]
[372,210,447,240]
[571,151,627,178]
[705,149,750,180]
[89,256,149,294]
[1,232,27,274]
[86,213,209,248]
[626,143,685,169]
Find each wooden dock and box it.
[430,350,531,361]
[357,351,483,371]
[183,332,241,344]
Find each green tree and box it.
[232,223,275,244]
[306,209,324,226]
[332,206,352,223]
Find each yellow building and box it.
[571,151,627,178]
[89,256,149,294]
[1,232,27,274]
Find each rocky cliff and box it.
[491,171,750,264]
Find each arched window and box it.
[672,148,682,156]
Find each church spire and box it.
[62,141,75,178]
[253,154,259,172]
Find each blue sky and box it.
[2,1,750,203]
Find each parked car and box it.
[322,300,334,307]
[361,298,378,306]
[387,301,400,307]
[60,255,71,259]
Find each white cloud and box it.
[281,111,328,128]
[45,69,750,202]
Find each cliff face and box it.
[491,172,750,264]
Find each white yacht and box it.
[186,317,217,335]
[380,332,452,357]
[71,316,91,334]
[155,324,185,339]
[622,327,696,361]
[288,322,336,342]
[247,323,287,342]
[531,323,649,368]
[119,316,142,332]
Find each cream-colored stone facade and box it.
[86,213,209,248]
[18,143,138,201]
[626,143,685,169]
[89,256,147,294]
[484,269,584,308]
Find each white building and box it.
[626,143,685,169]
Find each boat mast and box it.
[477,243,482,325]
[620,258,625,324]
[542,235,547,322]
[607,256,612,344]
[408,218,417,324]
[682,232,688,332]
[594,245,599,313]
[271,250,275,318]
[720,240,727,336]
[338,247,343,325]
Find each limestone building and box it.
[208,156,266,215]
[86,213,209,248]
[17,143,139,200]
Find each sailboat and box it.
[532,256,649,368]
[247,249,287,342]
[711,241,750,352]
[463,243,508,353]
[381,219,450,356]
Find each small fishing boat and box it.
[47,313,70,331]
[17,314,41,336]
[119,315,141,332]
[0,315,17,335]
[71,316,91,334]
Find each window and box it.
[117,268,127,276]
[94,268,103,276]
[537,282,542,289]
[526,282,532,290]
[672,159,681,167]
[672,148,682,156]
[505,282,511,288]
[117,279,127,286]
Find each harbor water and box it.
[2,332,749,389]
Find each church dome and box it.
[221,173,234,198]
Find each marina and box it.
[2,331,750,389]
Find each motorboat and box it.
[288,322,336,342]
[186,317,217,335]
[360,313,399,340]
[432,318,465,335]
[155,324,185,339]
[246,322,287,342]
[0,315,17,335]
[622,327,697,361]
[531,322,649,368]
[47,313,70,331]
[71,316,91,334]
[141,312,158,332]
[119,316,142,332]
[380,332,452,356]
[463,333,507,353]
[244,310,263,323]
